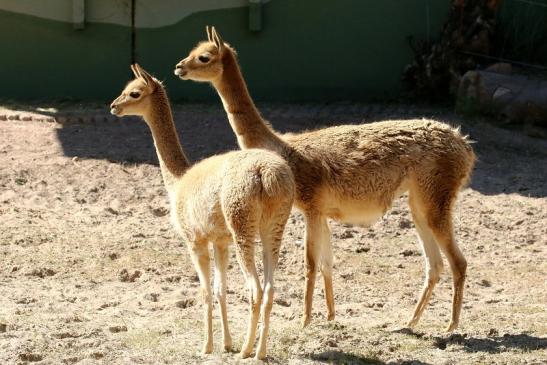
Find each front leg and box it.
[189,243,213,354]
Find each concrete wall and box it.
[0,0,449,102]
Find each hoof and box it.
[255,351,266,361]
[201,344,213,355]
[240,350,252,359]
[327,312,335,321]
[301,315,311,328]
[406,318,418,328]
[445,321,458,332]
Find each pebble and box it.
[151,206,169,217]
[118,269,141,282]
[108,325,128,333]
[175,298,195,308]
[144,293,160,302]
[274,298,291,307]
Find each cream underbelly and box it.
[323,180,409,226]
[326,201,385,226]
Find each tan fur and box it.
[175,27,477,332]
[111,64,295,359]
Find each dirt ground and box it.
[0,102,546,365]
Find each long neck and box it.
[213,50,287,153]
[143,88,190,193]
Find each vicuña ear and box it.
[134,63,155,86]
[211,26,224,51]
[206,25,212,42]
[130,64,141,79]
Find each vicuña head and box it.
[174,26,232,83]
[111,64,161,117]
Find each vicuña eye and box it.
[129,92,141,98]
[198,55,210,63]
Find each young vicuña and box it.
[110,64,295,359]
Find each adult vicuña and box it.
[110,64,295,359]
[174,26,476,332]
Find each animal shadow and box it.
[433,333,547,353]
[394,328,547,354]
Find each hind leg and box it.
[431,223,467,332]
[213,243,232,351]
[302,213,333,327]
[407,194,444,328]
[414,183,467,332]
[255,205,291,360]
[232,235,262,358]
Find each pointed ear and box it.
[211,26,224,51]
[130,64,141,79]
[206,25,212,42]
[134,63,155,85]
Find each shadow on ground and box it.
[52,103,547,197]
[394,328,547,354]
[308,350,433,365]
[433,333,547,354]
[307,350,386,365]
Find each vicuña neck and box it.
[213,50,287,153]
[143,88,190,193]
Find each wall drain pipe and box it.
[249,0,262,31]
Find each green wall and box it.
[0,1,450,102]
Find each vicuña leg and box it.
[255,214,287,360]
[302,214,334,327]
[419,184,467,332]
[407,194,444,328]
[213,243,232,351]
[189,243,213,354]
[233,236,262,358]
[431,222,466,332]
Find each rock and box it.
[478,279,492,287]
[108,252,120,260]
[487,328,498,337]
[398,218,412,229]
[108,325,127,333]
[274,298,291,307]
[18,353,43,362]
[400,249,418,257]
[26,268,56,278]
[175,298,195,308]
[485,62,512,74]
[0,323,6,332]
[355,246,370,253]
[118,269,141,282]
[144,293,160,302]
[151,206,169,217]
[339,229,354,239]
[165,275,181,283]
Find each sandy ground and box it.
[0,102,546,365]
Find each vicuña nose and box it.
[175,63,183,69]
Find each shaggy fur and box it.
[111,64,295,359]
[174,27,476,332]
